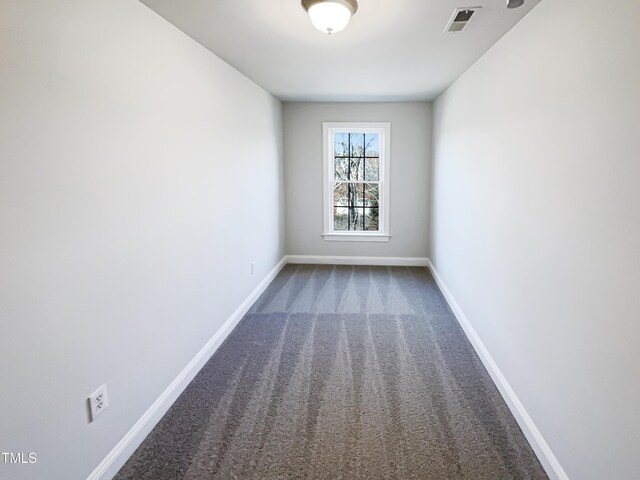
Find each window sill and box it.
[322,233,391,242]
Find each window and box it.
[323,122,390,242]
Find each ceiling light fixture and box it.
[302,0,358,35]
[506,0,525,8]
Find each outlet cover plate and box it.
[88,384,109,422]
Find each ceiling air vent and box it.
[445,7,481,33]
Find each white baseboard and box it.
[285,255,429,266]
[87,257,287,480]
[426,259,569,480]
[89,255,566,480]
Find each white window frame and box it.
[322,122,391,242]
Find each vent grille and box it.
[445,7,481,33]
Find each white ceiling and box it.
[140,0,541,101]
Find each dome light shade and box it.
[302,0,358,35]
[507,0,525,8]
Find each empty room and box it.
[1,0,639,479]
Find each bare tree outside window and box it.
[333,132,380,231]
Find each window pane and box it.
[334,133,348,156]
[364,208,379,231]
[335,157,348,181]
[365,133,379,157]
[334,207,349,230]
[349,207,365,231]
[350,183,364,206]
[364,157,379,181]
[364,184,379,207]
[334,183,348,206]
[348,157,364,181]
[349,133,365,157]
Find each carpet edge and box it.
[426,259,569,480]
[86,256,288,480]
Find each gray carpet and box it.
[116,265,547,480]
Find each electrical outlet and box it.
[250,263,255,275]
[88,384,109,422]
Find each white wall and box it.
[0,1,284,479]
[283,102,431,258]
[431,0,640,479]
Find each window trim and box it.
[322,122,391,242]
